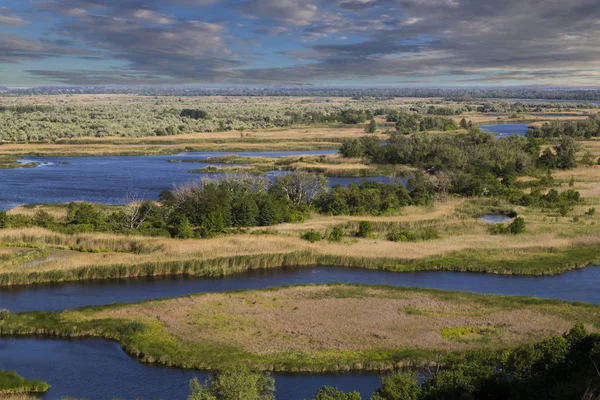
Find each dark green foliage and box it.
[526,115,600,139]
[180,109,210,120]
[315,181,418,216]
[328,227,346,242]
[357,221,373,238]
[387,227,439,242]
[168,215,194,239]
[488,217,526,235]
[365,119,377,133]
[310,386,362,400]
[67,202,105,226]
[187,365,274,400]
[372,371,422,400]
[508,217,526,234]
[302,230,324,243]
[0,211,8,229]
[387,112,457,134]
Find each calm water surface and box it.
[479,123,529,138]
[0,338,382,400]
[2,266,600,313]
[0,150,399,210]
[480,215,513,223]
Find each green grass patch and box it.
[0,370,49,394]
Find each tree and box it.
[365,119,377,134]
[187,365,275,400]
[122,192,152,230]
[554,136,579,169]
[275,172,328,205]
[169,214,194,238]
[459,118,468,130]
[372,371,422,400]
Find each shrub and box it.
[387,230,415,242]
[0,211,8,229]
[302,230,324,243]
[508,217,526,234]
[328,227,345,242]
[356,221,373,238]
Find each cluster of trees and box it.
[386,112,458,134]
[286,109,374,125]
[0,173,433,238]
[315,181,433,216]
[526,116,600,139]
[187,324,600,400]
[180,109,211,120]
[340,132,582,209]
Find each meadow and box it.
[1,284,597,372]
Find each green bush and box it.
[0,211,8,229]
[302,230,324,243]
[387,230,415,242]
[508,217,526,234]
[356,221,373,238]
[328,227,346,242]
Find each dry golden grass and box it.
[3,191,600,276]
[78,285,598,355]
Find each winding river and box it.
[3,266,600,313]
[1,265,600,399]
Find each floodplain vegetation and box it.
[1,92,600,400]
[0,285,598,372]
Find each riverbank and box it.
[0,370,49,395]
[2,192,600,286]
[0,284,597,372]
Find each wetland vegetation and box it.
[1,90,600,399]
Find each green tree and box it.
[459,118,468,130]
[187,365,274,400]
[371,371,421,400]
[200,210,225,238]
[365,119,377,134]
[310,386,362,400]
[169,214,194,238]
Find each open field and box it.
[0,284,597,372]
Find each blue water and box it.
[2,265,600,399]
[480,215,512,223]
[0,338,382,400]
[479,123,529,138]
[0,150,399,210]
[3,266,600,313]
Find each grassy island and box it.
[0,284,598,372]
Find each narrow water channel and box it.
[2,265,599,313]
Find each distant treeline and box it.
[3,87,600,100]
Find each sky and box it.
[0,0,599,86]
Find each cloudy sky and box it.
[1,0,599,86]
